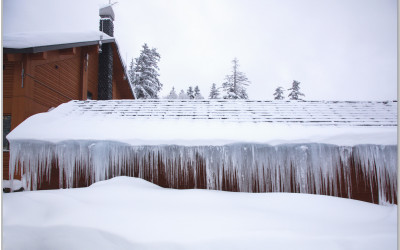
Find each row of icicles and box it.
[9,141,397,204]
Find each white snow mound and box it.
[3,176,397,250]
[89,176,161,189]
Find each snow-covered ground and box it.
[3,176,397,250]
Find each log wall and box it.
[3,44,133,180]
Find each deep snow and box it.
[3,177,397,250]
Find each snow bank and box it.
[3,176,397,250]
[2,179,23,191]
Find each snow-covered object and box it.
[7,100,397,144]
[288,80,305,100]
[3,30,114,50]
[131,44,162,99]
[223,58,250,99]
[273,86,285,100]
[165,87,178,99]
[99,4,115,21]
[6,100,397,204]
[3,177,397,250]
[2,179,23,191]
[209,83,220,99]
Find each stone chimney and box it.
[97,5,115,100]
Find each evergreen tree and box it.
[131,43,162,99]
[128,58,135,84]
[178,89,189,99]
[209,83,220,99]
[288,80,305,100]
[187,86,195,99]
[222,58,250,99]
[194,85,204,99]
[273,87,285,100]
[166,87,178,99]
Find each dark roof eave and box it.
[3,38,115,54]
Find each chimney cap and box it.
[99,5,115,21]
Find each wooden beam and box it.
[59,47,76,55]
[6,53,22,62]
[31,52,48,60]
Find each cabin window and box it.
[3,115,11,151]
[87,91,93,100]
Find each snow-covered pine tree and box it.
[128,58,135,84]
[194,86,204,99]
[288,80,305,100]
[131,43,162,99]
[187,86,195,99]
[166,87,178,99]
[209,83,220,99]
[273,87,285,100]
[178,89,189,99]
[222,58,250,99]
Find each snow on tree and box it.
[194,86,204,99]
[288,80,305,100]
[222,58,250,99]
[128,58,135,85]
[209,83,220,99]
[166,87,178,99]
[273,87,285,100]
[187,86,195,99]
[131,43,162,99]
[178,89,189,99]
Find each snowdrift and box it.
[3,176,397,250]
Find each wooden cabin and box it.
[6,100,397,204]
[3,5,134,180]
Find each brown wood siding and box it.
[3,42,136,182]
[112,43,134,99]
[3,61,16,114]
[116,82,134,99]
[3,61,15,98]
[87,50,99,99]
[34,56,81,108]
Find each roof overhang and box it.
[4,39,115,54]
[3,31,115,54]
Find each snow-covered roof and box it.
[7,100,397,146]
[3,30,114,53]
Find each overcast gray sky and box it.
[3,0,397,100]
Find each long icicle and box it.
[7,140,397,204]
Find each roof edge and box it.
[111,40,135,99]
[4,38,115,54]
